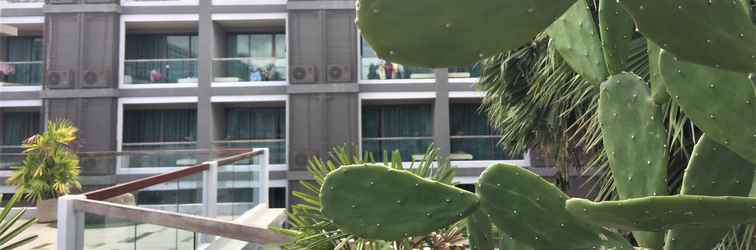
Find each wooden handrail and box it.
[84,149,263,201]
[73,198,290,244]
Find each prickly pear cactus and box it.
[659,51,756,165]
[319,164,479,240]
[598,0,634,75]
[618,0,756,73]
[477,164,634,250]
[647,40,670,105]
[466,209,495,250]
[599,73,668,199]
[566,195,756,231]
[356,0,577,67]
[665,135,756,250]
[598,72,668,248]
[546,0,608,85]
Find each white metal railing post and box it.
[201,160,219,244]
[202,161,218,218]
[57,195,86,250]
[259,148,269,208]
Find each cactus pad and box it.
[467,209,495,250]
[665,135,756,250]
[598,72,668,198]
[598,72,668,248]
[477,164,634,250]
[659,51,756,165]
[567,195,756,231]
[618,0,756,73]
[599,0,635,75]
[356,0,576,67]
[647,40,670,104]
[546,0,608,85]
[320,164,479,240]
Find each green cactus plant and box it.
[546,0,608,85]
[315,0,756,248]
[617,0,756,73]
[478,164,634,250]
[598,0,635,75]
[665,135,756,250]
[646,40,670,105]
[566,195,756,231]
[319,164,479,241]
[466,209,495,250]
[356,0,577,67]
[658,50,756,165]
[598,72,668,248]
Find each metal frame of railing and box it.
[56,148,287,250]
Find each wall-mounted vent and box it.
[47,71,72,88]
[327,64,351,82]
[291,65,316,83]
[84,71,98,85]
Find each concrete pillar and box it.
[196,0,215,151]
[434,68,451,158]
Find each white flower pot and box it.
[35,198,58,223]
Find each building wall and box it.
[0,0,548,207]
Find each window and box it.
[1,111,40,146]
[218,107,286,164]
[360,37,433,81]
[0,111,40,170]
[1,37,43,86]
[450,103,520,161]
[123,109,197,168]
[124,34,199,84]
[214,33,287,83]
[362,104,433,161]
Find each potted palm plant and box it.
[7,120,81,223]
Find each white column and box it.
[259,148,270,208]
[202,161,219,218]
[57,195,85,250]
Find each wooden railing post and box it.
[57,195,85,250]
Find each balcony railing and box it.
[450,135,521,161]
[121,142,200,169]
[121,0,198,6]
[212,57,287,84]
[0,145,23,171]
[362,137,434,161]
[123,59,198,85]
[57,149,288,250]
[360,57,434,81]
[0,0,44,7]
[0,61,43,87]
[449,64,481,79]
[214,139,286,165]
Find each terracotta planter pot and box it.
[36,198,58,223]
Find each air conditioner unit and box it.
[291,65,317,83]
[82,70,110,88]
[46,70,72,88]
[84,71,98,85]
[327,64,352,82]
